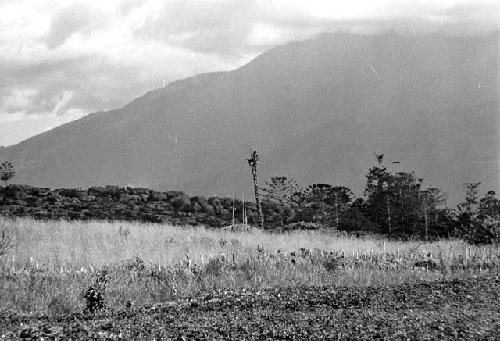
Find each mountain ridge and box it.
[1,31,498,203]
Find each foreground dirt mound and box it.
[1,277,499,340]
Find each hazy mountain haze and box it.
[0,32,498,204]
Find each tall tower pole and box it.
[247,151,264,228]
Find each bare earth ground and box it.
[1,276,499,340]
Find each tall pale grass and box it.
[0,217,494,271]
[0,217,498,315]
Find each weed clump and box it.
[204,256,226,277]
[0,230,14,256]
[323,257,341,273]
[414,259,439,271]
[118,225,130,238]
[124,255,146,272]
[83,270,108,314]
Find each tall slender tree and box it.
[247,151,264,228]
[479,191,500,244]
[420,186,446,240]
[456,182,482,242]
[364,166,392,230]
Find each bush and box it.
[171,196,191,212]
[201,203,215,215]
[83,270,108,314]
[283,222,323,231]
[457,216,499,244]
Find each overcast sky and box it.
[0,0,497,146]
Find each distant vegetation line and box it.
[0,160,498,244]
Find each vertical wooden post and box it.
[387,196,392,239]
[424,204,428,241]
[242,192,246,227]
[334,193,339,229]
[232,196,235,226]
[247,151,264,228]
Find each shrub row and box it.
[0,185,258,228]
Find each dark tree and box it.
[457,184,500,244]
[479,191,500,219]
[455,182,481,241]
[420,186,447,240]
[0,161,15,186]
[298,184,353,228]
[364,166,393,234]
[479,191,500,244]
[262,176,301,226]
[364,165,449,239]
[458,182,482,217]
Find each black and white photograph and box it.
[0,0,499,339]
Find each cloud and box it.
[135,0,259,55]
[44,4,101,49]
[0,0,498,146]
[118,0,145,16]
[133,0,499,55]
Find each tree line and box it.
[1,156,498,244]
[260,164,499,244]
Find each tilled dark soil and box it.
[1,276,499,340]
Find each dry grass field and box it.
[1,217,499,339]
[1,217,498,316]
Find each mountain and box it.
[1,32,498,204]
